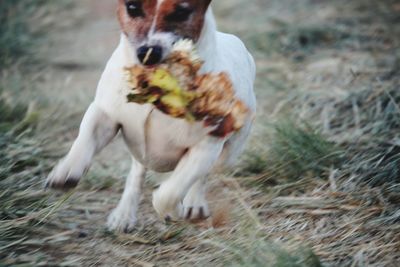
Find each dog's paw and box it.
[45,159,88,190]
[182,190,210,221]
[107,206,137,233]
[152,185,182,222]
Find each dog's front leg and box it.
[152,137,225,221]
[107,158,145,232]
[182,177,210,220]
[46,103,119,189]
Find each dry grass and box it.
[0,0,76,263]
[1,0,400,266]
[301,87,400,187]
[0,90,72,263]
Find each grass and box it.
[0,96,45,257]
[0,98,27,132]
[248,24,353,57]
[289,71,400,190]
[0,0,74,263]
[0,0,73,68]
[267,121,341,180]
[338,87,400,187]
[1,0,41,67]
[0,86,72,263]
[238,121,341,184]
[207,230,322,267]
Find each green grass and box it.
[0,0,70,68]
[229,242,322,267]
[268,121,342,180]
[0,98,27,132]
[238,121,342,183]
[1,0,38,66]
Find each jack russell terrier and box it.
[46,0,256,232]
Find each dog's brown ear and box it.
[201,0,212,8]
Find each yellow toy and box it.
[124,40,249,137]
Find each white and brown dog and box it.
[46,0,256,232]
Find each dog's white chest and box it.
[95,77,210,172]
[123,106,210,172]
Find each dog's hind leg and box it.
[152,137,224,221]
[107,158,145,232]
[216,120,253,171]
[46,103,119,189]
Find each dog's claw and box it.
[182,190,210,221]
[198,207,206,219]
[45,177,79,191]
[164,215,172,223]
[45,158,87,191]
[185,207,193,220]
[152,186,182,222]
[123,226,130,234]
[63,178,79,189]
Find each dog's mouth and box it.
[143,63,160,69]
[142,64,155,69]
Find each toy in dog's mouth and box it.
[124,40,250,138]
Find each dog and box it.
[46,0,256,232]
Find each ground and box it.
[1,0,399,266]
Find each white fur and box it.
[46,7,256,231]
[107,159,145,232]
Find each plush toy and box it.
[124,40,250,137]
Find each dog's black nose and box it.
[137,45,163,66]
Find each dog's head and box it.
[118,0,212,66]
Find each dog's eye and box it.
[165,6,193,22]
[126,1,144,18]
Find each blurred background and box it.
[1,0,399,266]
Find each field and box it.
[1,0,399,266]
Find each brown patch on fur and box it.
[156,0,212,41]
[117,0,157,40]
[208,114,235,138]
[117,0,211,42]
